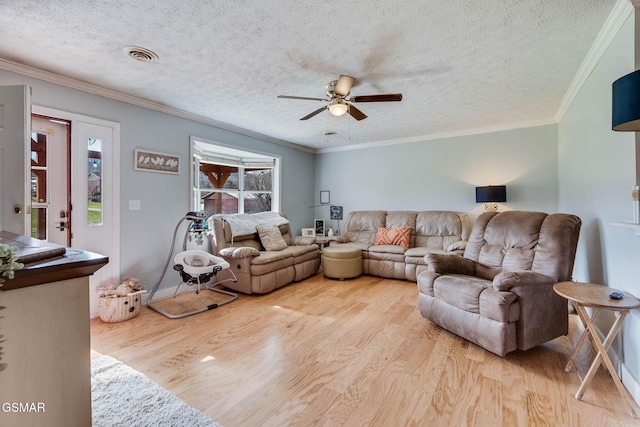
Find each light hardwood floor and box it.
[90,273,640,426]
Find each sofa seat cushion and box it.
[366,245,406,262]
[433,274,492,313]
[250,253,294,276]
[330,242,370,251]
[282,245,319,263]
[251,250,292,265]
[368,244,407,255]
[404,247,450,265]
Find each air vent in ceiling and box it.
[124,46,159,63]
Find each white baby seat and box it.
[159,250,238,318]
[174,250,230,279]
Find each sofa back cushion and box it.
[464,211,581,282]
[344,211,387,245]
[209,212,291,254]
[384,211,417,246]
[414,211,470,251]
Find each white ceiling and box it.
[0,0,620,152]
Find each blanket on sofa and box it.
[221,212,289,239]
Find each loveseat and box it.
[329,210,470,281]
[417,210,581,356]
[208,212,321,294]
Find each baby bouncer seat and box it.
[149,250,237,319]
[147,212,238,319]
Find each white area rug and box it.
[91,355,221,427]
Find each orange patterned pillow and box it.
[374,227,411,248]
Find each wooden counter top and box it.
[0,230,108,291]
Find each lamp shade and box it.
[476,185,506,203]
[612,69,640,131]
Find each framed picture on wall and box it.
[301,228,315,237]
[314,219,325,236]
[134,148,180,174]
[320,190,330,204]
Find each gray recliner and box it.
[417,210,581,357]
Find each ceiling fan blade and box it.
[350,93,403,103]
[300,106,327,120]
[347,104,367,121]
[278,95,327,102]
[335,75,356,97]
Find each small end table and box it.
[554,281,640,418]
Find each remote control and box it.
[609,291,624,300]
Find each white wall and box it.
[314,124,559,224]
[0,68,316,292]
[558,13,640,394]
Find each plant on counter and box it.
[0,242,23,373]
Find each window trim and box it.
[189,136,281,214]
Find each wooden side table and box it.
[554,281,640,418]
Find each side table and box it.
[553,281,640,418]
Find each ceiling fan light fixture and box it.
[328,100,348,116]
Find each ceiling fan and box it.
[277,75,402,121]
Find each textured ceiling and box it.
[0,0,619,151]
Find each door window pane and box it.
[31,170,47,203]
[87,138,102,225]
[31,207,47,240]
[31,132,47,167]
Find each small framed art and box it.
[320,190,330,204]
[301,228,315,237]
[134,148,180,174]
[314,219,325,236]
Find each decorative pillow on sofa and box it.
[256,225,288,251]
[374,227,411,248]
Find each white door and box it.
[30,116,70,246]
[0,86,30,234]
[72,120,120,316]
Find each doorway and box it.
[32,106,121,317]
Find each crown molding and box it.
[316,118,556,154]
[0,58,315,154]
[555,0,634,122]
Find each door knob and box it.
[55,221,67,231]
[13,204,22,214]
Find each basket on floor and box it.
[98,292,143,322]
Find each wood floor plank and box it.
[90,272,640,426]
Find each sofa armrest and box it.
[291,236,316,246]
[492,270,555,291]
[329,235,350,244]
[219,246,260,259]
[426,253,475,275]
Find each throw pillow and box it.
[256,225,288,251]
[374,226,411,248]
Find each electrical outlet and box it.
[129,200,141,211]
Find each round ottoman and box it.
[322,246,362,280]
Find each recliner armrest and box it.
[492,270,555,291]
[219,246,260,258]
[426,253,475,275]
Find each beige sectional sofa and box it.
[208,212,320,294]
[329,210,470,281]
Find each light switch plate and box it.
[129,200,141,210]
